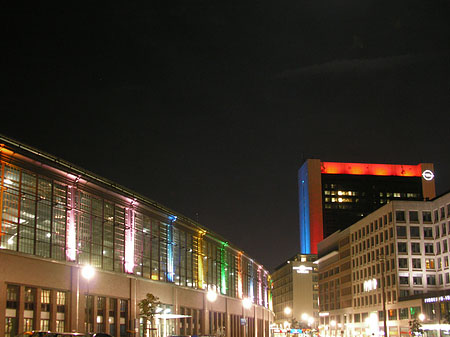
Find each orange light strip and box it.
[321,162,422,177]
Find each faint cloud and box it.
[278,52,449,78]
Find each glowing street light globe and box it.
[81,265,95,280]
[207,290,218,302]
[284,307,292,315]
[242,297,252,309]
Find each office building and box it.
[0,136,274,337]
[299,159,436,254]
[271,254,319,330]
[316,190,450,337]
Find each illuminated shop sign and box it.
[424,295,450,303]
[293,265,313,274]
[422,170,434,181]
[364,279,377,292]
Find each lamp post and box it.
[207,289,218,335]
[242,297,252,337]
[81,265,95,333]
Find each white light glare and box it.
[207,289,218,302]
[242,297,252,309]
[81,265,95,280]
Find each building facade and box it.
[317,191,450,337]
[299,159,436,254]
[0,136,274,337]
[271,254,319,330]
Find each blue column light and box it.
[298,164,311,254]
[167,215,177,282]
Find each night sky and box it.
[2,1,450,271]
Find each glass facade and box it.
[0,158,270,307]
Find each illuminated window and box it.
[40,319,50,331]
[426,259,435,270]
[388,309,397,320]
[41,289,51,312]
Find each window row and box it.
[351,214,392,242]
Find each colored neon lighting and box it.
[167,219,174,282]
[197,230,206,289]
[237,252,243,299]
[124,208,135,273]
[299,165,311,254]
[268,277,273,311]
[249,272,254,301]
[220,242,228,295]
[321,162,422,177]
[258,266,263,306]
[66,186,77,261]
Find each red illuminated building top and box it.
[321,162,422,177]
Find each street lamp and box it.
[330,320,336,337]
[242,297,252,337]
[81,265,95,333]
[285,307,292,316]
[207,289,218,334]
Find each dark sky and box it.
[2,1,450,271]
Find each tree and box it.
[409,318,423,336]
[139,293,162,337]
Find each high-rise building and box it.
[298,159,436,254]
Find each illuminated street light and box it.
[419,313,425,322]
[243,297,252,310]
[81,265,95,333]
[284,307,292,316]
[330,320,336,327]
[207,289,218,303]
[207,289,218,334]
[242,298,253,337]
[81,265,95,280]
